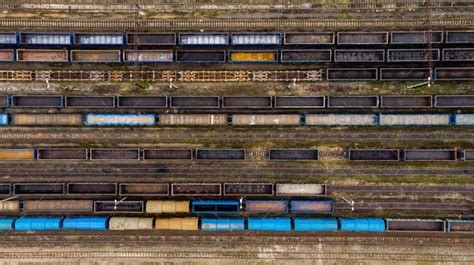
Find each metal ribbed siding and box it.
[231,33,280,45]
[339,218,385,232]
[0,114,7,125]
[74,33,124,45]
[146,200,190,214]
[155,217,199,230]
[456,114,474,125]
[12,114,83,126]
[15,217,62,230]
[305,114,376,126]
[247,218,291,231]
[179,33,228,45]
[109,217,153,230]
[0,33,17,44]
[85,114,156,126]
[379,114,451,126]
[0,218,15,230]
[231,114,301,125]
[294,218,338,231]
[20,33,72,45]
[201,218,245,231]
[62,217,108,230]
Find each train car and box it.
[281,50,331,63]
[386,218,446,232]
[247,218,291,231]
[159,114,228,125]
[246,200,288,214]
[269,149,319,161]
[435,67,474,81]
[228,50,278,63]
[447,219,474,233]
[0,148,35,160]
[119,183,169,196]
[231,33,281,45]
[0,218,16,230]
[126,32,176,45]
[176,50,226,63]
[290,200,334,214]
[327,68,378,81]
[276,183,326,196]
[0,201,20,212]
[0,32,18,45]
[65,96,115,108]
[11,113,84,126]
[284,32,334,45]
[62,216,108,230]
[89,148,140,160]
[339,218,385,232]
[388,49,440,62]
[0,114,8,126]
[294,218,338,231]
[0,49,14,62]
[231,114,301,126]
[192,200,240,214]
[171,183,222,196]
[379,114,451,126]
[146,200,190,214]
[15,217,62,230]
[70,50,122,63]
[390,31,443,44]
[19,32,72,45]
[201,218,245,231]
[109,217,154,230]
[224,183,274,196]
[337,32,388,45]
[305,114,377,126]
[445,31,474,43]
[37,148,88,160]
[22,200,93,212]
[73,33,125,46]
[11,95,64,108]
[196,149,245,161]
[85,114,156,126]
[123,50,173,63]
[442,48,474,62]
[155,217,199,231]
[16,49,69,63]
[179,32,229,45]
[348,149,400,161]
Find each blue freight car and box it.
[15,217,62,230]
[192,200,240,214]
[0,33,18,45]
[201,218,245,231]
[74,33,125,46]
[0,217,16,230]
[294,218,338,231]
[339,218,385,232]
[0,114,8,125]
[62,216,108,230]
[19,33,72,45]
[85,114,156,126]
[247,217,291,231]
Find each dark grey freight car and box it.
[222,96,272,108]
[348,149,400,161]
[0,184,11,195]
[404,149,457,161]
[463,149,474,161]
[118,96,167,108]
[443,49,474,62]
[446,31,474,43]
[67,183,117,195]
[65,96,115,108]
[13,183,65,195]
[435,68,474,80]
[196,149,245,160]
[435,95,474,108]
[380,68,431,81]
[334,50,384,62]
[381,96,432,108]
[94,201,144,213]
[90,148,140,160]
[176,50,225,63]
[387,219,446,232]
[126,33,176,45]
[388,49,440,62]
[337,32,388,45]
[11,95,63,108]
[274,96,325,108]
[327,68,378,81]
[328,96,378,108]
[269,149,319,161]
[171,183,222,196]
[448,220,474,232]
[281,50,331,62]
[224,183,274,196]
[143,149,193,160]
[37,148,88,160]
[0,96,7,107]
[391,31,443,44]
[284,32,334,45]
[170,96,220,108]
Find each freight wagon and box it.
[0,217,470,233]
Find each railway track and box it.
[334,201,474,211]
[0,18,471,30]
[1,128,474,142]
[328,184,474,195]
[0,70,321,82]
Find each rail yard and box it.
[0,0,472,263]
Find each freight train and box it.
[0,216,472,233]
[1,113,474,126]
